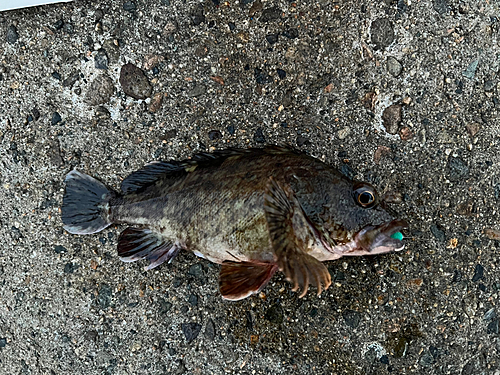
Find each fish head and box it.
[318,180,407,257]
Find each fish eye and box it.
[353,184,378,208]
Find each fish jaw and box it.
[323,219,408,259]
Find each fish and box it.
[61,145,407,300]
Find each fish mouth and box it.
[353,219,408,255]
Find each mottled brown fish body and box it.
[62,146,406,300]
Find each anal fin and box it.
[219,262,278,301]
[264,178,332,297]
[118,227,180,270]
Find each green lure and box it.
[390,232,403,241]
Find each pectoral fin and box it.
[219,262,278,301]
[264,178,332,297]
[118,227,180,270]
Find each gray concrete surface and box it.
[1,0,500,373]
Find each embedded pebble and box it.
[148,93,164,113]
[387,57,403,77]
[182,322,202,343]
[382,104,402,135]
[85,74,115,105]
[95,49,109,70]
[371,18,394,49]
[205,319,216,341]
[119,63,152,100]
[6,25,19,44]
[447,156,469,182]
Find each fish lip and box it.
[354,219,408,254]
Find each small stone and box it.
[456,201,474,216]
[380,355,389,365]
[149,93,164,113]
[362,91,377,111]
[62,71,80,88]
[463,59,479,80]
[210,76,224,85]
[399,127,413,141]
[282,28,298,39]
[188,263,204,279]
[484,80,496,92]
[447,156,469,182]
[97,284,112,309]
[48,139,64,166]
[260,7,281,22]
[205,319,215,341]
[419,352,435,367]
[382,104,402,135]
[84,330,98,342]
[254,68,272,84]
[472,264,484,282]
[374,146,391,164]
[191,6,205,26]
[32,108,40,121]
[276,69,286,80]
[253,127,265,143]
[7,25,19,44]
[54,19,64,30]
[249,0,263,17]
[54,245,67,254]
[483,308,497,321]
[371,18,395,49]
[158,298,172,315]
[264,304,283,324]
[52,71,62,80]
[266,33,278,44]
[94,106,110,122]
[0,338,6,348]
[387,57,402,77]
[188,294,198,306]
[123,1,137,11]
[85,74,115,105]
[195,45,209,57]
[296,136,308,147]
[64,262,79,274]
[95,49,109,70]
[466,123,480,137]
[487,319,499,334]
[63,22,74,34]
[187,84,206,97]
[208,130,222,140]
[226,125,235,135]
[51,112,62,125]
[342,309,361,328]
[430,224,445,242]
[484,228,500,240]
[433,0,449,15]
[119,63,152,100]
[228,22,236,31]
[181,322,202,343]
[337,126,351,140]
[144,55,164,70]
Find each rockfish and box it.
[61,146,406,300]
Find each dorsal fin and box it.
[120,146,298,194]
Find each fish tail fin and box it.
[62,170,116,234]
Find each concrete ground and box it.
[1,0,500,373]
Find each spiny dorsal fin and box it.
[264,178,332,297]
[120,148,255,194]
[118,227,180,270]
[219,261,278,301]
[120,146,300,194]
